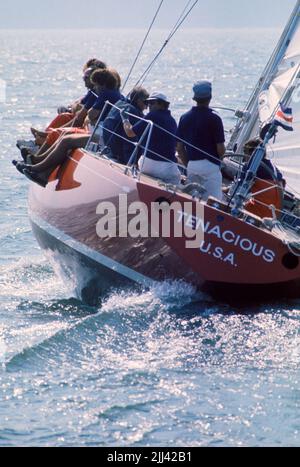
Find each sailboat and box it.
[24,1,300,302]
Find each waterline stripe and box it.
[29,213,155,288]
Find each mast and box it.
[228,0,300,153]
[230,61,300,217]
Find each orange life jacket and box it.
[245,179,283,219]
[46,113,74,131]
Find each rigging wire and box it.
[101,0,198,155]
[134,0,199,88]
[122,0,165,93]
[166,0,194,37]
[103,2,165,154]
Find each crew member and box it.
[102,86,149,164]
[243,137,285,219]
[123,92,181,185]
[177,81,226,200]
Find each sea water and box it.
[0,28,300,447]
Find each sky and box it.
[0,0,297,29]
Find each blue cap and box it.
[193,81,212,100]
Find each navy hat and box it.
[193,81,212,100]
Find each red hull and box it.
[28,149,300,301]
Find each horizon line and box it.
[0,26,283,31]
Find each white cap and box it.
[145,92,170,104]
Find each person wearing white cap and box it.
[123,92,181,185]
[177,81,226,201]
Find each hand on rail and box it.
[120,108,129,123]
[123,119,136,138]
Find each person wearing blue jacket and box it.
[177,81,226,200]
[102,86,149,164]
[123,92,181,185]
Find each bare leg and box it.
[31,141,51,158]
[30,134,90,173]
[30,130,69,163]
[31,141,60,164]
[31,129,85,163]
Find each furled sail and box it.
[261,29,300,194]
[228,0,300,194]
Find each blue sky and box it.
[0,0,297,29]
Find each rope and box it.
[246,195,298,221]
[287,243,300,257]
[134,0,199,88]
[271,222,300,257]
[100,1,196,159]
[250,183,281,198]
[121,0,165,93]
[232,190,300,255]
[166,0,195,37]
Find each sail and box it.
[259,68,296,124]
[266,93,300,194]
[228,1,300,194]
[285,22,300,62]
[261,23,300,193]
